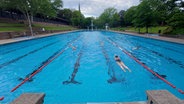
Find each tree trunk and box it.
[138,28,140,34]
[30,14,34,24]
[146,26,148,33]
[161,21,164,26]
[18,0,33,36]
[26,12,33,36]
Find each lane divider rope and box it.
[0,97,4,101]
[11,37,79,92]
[11,48,66,92]
[106,37,184,94]
[1,36,81,101]
[11,36,80,92]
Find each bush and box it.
[163,27,184,35]
[162,27,173,35]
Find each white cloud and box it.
[63,0,140,17]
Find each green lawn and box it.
[33,24,77,31]
[0,23,26,32]
[126,26,167,34]
[44,26,76,31]
[0,27,26,32]
[112,26,168,34]
[0,23,77,32]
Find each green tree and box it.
[133,0,157,33]
[36,0,61,18]
[81,17,94,29]
[71,10,84,28]
[57,9,73,24]
[94,17,102,29]
[147,0,168,25]
[29,0,56,22]
[168,12,184,28]
[111,12,120,27]
[51,0,63,11]
[97,7,120,28]
[0,0,63,36]
[119,10,126,26]
[124,6,137,26]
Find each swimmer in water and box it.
[114,55,131,72]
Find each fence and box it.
[0,10,69,25]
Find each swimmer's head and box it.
[115,55,118,58]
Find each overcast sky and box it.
[63,0,140,17]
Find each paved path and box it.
[113,31,184,44]
[0,31,77,45]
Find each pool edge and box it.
[110,30,184,45]
[0,30,81,45]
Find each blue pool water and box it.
[0,31,184,103]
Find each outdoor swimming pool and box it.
[0,31,184,103]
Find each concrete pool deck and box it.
[112,31,184,45]
[11,90,184,104]
[88,102,146,104]
[0,30,78,45]
[0,30,184,45]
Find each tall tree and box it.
[124,6,137,26]
[1,0,63,36]
[133,0,157,33]
[97,7,120,28]
[168,12,184,28]
[81,17,94,29]
[51,0,63,10]
[57,9,73,24]
[71,10,84,28]
[112,12,120,27]
[119,10,126,26]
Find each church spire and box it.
[78,0,81,12]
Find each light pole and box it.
[91,20,94,31]
[105,23,108,30]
